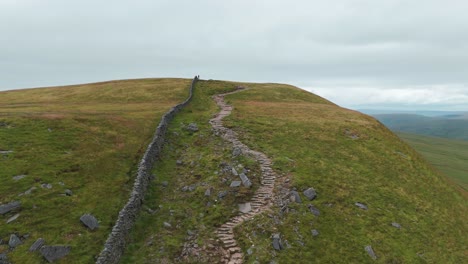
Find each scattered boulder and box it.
[392,222,401,229]
[64,189,73,196]
[0,150,13,155]
[239,203,252,213]
[218,191,228,199]
[6,213,20,224]
[41,183,52,189]
[40,245,71,263]
[355,202,368,210]
[303,188,317,200]
[311,229,319,237]
[204,188,211,197]
[239,173,252,188]
[232,147,242,156]
[163,222,172,228]
[9,234,22,248]
[176,160,183,165]
[231,167,238,176]
[230,181,242,188]
[29,238,45,252]
[290,191,302,203]
[80,214,99,230]
[0,201,21,215]
[161,181,168,187]
[12,175,27,181]
[186,123,199,132]
[272,233,284,251]
[58,182,65,186]
[0,253,8,264]
[23,187,37,196]
[307,204,320,216]
[365,245,377,260]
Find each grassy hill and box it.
[396,132,468,192]
[0,78,190,263]
[373,114,468,141]
[1,79,467,263]
[123,80,467,263]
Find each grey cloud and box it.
[1,0,467,110]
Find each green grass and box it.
[396,132,468,192]
[0,78,190,263]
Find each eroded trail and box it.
[209,89,277,264]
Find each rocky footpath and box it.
[209,87,278,264]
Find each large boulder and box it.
[0,201,21,215]
[290,191,302,203]
[9,234,22,248]
[303,188,317,200]
[80,214,99,230]
[29,238,45,252]
[40,245,71,263]
[272,233,283,250]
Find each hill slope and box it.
[122,80,466,263]
[0,78,190,263]
[396,132,468,192]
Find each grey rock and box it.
[307,204,320,216]
[12,175,27,181]
[23,187,37,195]
[176,159,183,165]
[311,229,319,237]
[6,213,20,224]
[247,247,253,255]
[40,245,71,263]
[0,150,13,155]
[355,202,368,210]
[392,222,401,229]
[365,245,377,260]
[9,234,22,248]
[163,222,172,228]
[41,183,53,189]
[238,203,252,213]
[218,191,228,199]
[232,147,242,156]
[239,173,252,188]
[80,214,99,230]
[204,188,211,197]
[290,191,302,203]
[272,233,283,251]
[161,181,168,187]
[230,181,242,187]
[0,201,21,215]
[64,189,73,196]
[231,167,238,176]
[29,238,45,252]
[187,230,195,236]
[186,123,199,132]
[0,253,8,264]
[58,182,65,186]
[303,188,317,200]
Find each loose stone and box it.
[365,245,377,260]
[0,201,21,215]
[9,234,22,248]
[40,245,71,263]
[80,214,99,230]
[355,202,368,210]
[303,187,317,200]
[29,238,45,252]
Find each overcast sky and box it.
[1,0,468,111]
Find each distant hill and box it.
[373,113,468,141]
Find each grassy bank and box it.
[0,78,190,263]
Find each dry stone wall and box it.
[96,76,198,264]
